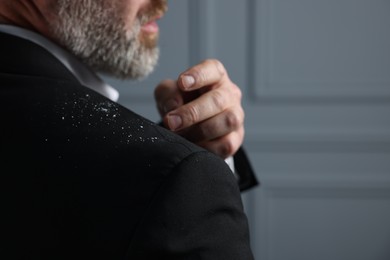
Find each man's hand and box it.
[154,59,244,158]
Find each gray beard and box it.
[53,0,159,79]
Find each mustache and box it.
[140,0,168,25]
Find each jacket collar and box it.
[0,24,119,101]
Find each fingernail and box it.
[181,75,195,89]
[164,99,179,113]
[168,115,182,131]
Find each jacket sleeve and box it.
[126,151,254,260]
[157,122,258,192]
[234,147,259,191]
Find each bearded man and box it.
[0,0,255,259]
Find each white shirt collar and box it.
[0,24,119,102]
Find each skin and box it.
[155,59,245,158]
[0,0,245,158]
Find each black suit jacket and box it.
[0,32,254,259]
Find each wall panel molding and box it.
[188,0,217,63]
[264,188,390,260]
[250,0,390,102]
[244,139,390,153]
[248,182,390,259]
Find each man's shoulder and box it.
[0,76,218,174]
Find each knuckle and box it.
[234,85,242,100]
[227,82,241,99]
[190,68,206,86]
[203,58,217,66]
[220,139,235,158]
[239,127,245,142]
[211,90,226,111]
[202,59,225,77]
[241,107,246,122]
[210,59,225,76]
[185,105,200,125]
[198,125,210,141]
[225,111,241,130]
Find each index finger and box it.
[164,85,236,131]
[178,59,228,91]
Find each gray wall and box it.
[103,1,390,259]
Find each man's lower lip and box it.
[141,21,159,33]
